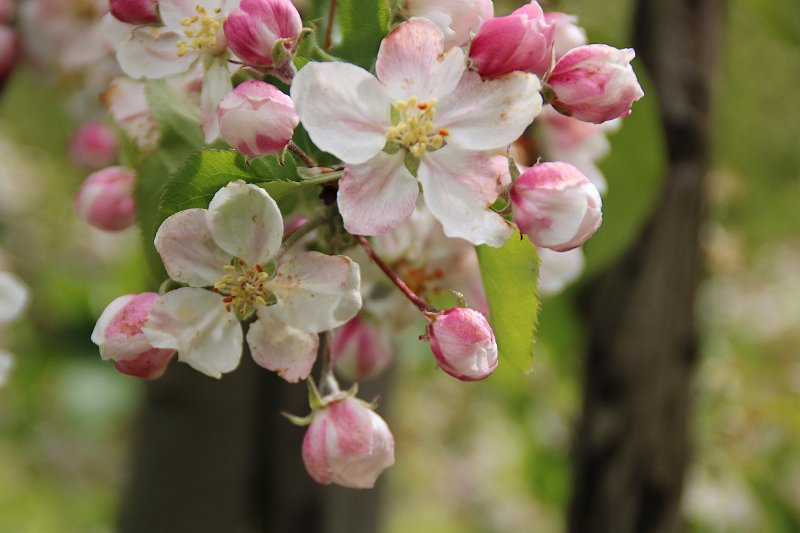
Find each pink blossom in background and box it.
[403,0,493,49]
[544,12,587,60]
[69,121,119,168]
[109,0,160,25]
[74,166,137,232]
[0,25,18,79]
[333,316,393,382]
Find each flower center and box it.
[386,97,450,159]
[213,261,275,319]
[177,5,226,58]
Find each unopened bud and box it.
[69,121,119,169]
[333,316,393,382]
[223,0,302,68]
[91,293,175,379]
[0,26,19,82]
[109,0,160,25]
[544,44,644,124]
[217,80,299,157]
[302,397,395,489]
[427,307,498,381]
[510,162,602,251]
[74,166,136,232]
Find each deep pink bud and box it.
[109,0,160,25]
[217,80,298,157]
[333,316,393,382]
[428,308,498,381]
[302,397,395,489]
[223,0,302,68]
[510,162,602,251]
[91,293,175,379]
[544,12,587,60]
[69,121,119,169]
[74,166,137,232]
[0,26,19,80]
[469,1,554,78]
[544,44,644,124]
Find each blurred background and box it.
[0,0,798,532]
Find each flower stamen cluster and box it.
[386,97,449,159]
[177,5,225,57]
[213,261,276,318]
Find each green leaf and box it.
[334,0,391,68]
[249,152,301,182]
[477,233,540,373]
[145,78,203,171]
[134,155,170,280]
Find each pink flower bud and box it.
[74,166,137,232]
[333,316,393,382]
[469,1,554,78]
[69,121,119,169]
[428,308,498,381]
[404,0,493,49]
[0,25,19,80]
[91,293,175,379]
[217,80,298,157]
[510,162,602,251]
[109,0,160,25]
[302,397,395,489]
[544,44,644,124]
[544,12,587,60]
[223,0,302,69]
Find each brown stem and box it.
[324,0,338,51]
[356,235,438,314]
[287,141,316,168]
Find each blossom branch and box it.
[356,235,439,315]
[287,141,316,167]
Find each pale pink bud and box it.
[544,44,644,124]
[217,80,298,157]
[74,166,136,232]
[0,25,19,80]
[109,0,160,25]
[302,397,395,489]
[223,0,302,68]
[510,162,602,251]
[333,316,393,382]
[469,1,554,78]
[404,0,493,49]
[91,293,175,379]
[428,308,498,381]
[544,12,587,60]
[69,121,119,169]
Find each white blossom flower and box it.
[142,181,362,380]
[291,18,542,247]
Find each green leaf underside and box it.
[477,233,541,373]
[335,0,391,68]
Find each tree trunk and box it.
[568,1,726,532]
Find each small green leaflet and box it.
[476,232,541,373]
[334,0,391,68]
[144,79,203,171]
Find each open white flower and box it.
[291,17,542,247]
[107,0,237,141]
[143,181,362,380]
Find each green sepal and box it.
[404,151,420,176]
[282,411,314,426]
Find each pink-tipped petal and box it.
[247,313,318,382]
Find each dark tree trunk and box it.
[118,353,387,533]
[568,1,726,532]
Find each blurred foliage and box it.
[0,1,797,532]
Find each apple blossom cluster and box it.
[24,0,646,489]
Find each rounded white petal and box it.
[117,26,197,79]
[265,252,362,333]
[338,152,418,236]
[207,181,283,266]
[291,62,390,164]
[0,272,29,325]
[154,208,231,287]
[437,71,542,151]
[247,313,318,383]
[419,146,513,247]
[376,17,465,102]
[142,288,243,378]
[200,57,233,143]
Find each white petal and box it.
[154,208,231,287]
[419,146,513,247]
[291,62,390,164]
[207,181,283,265]
[117,26,197,79]
[338,152,418,236]
[0,350,13,388]
[142,288,242,378]
[0,272,29,325]
[265,252,362,333]
[437,71,542,151]
[376,17,465,102]
[159,0,226,28]
[201,58,233,143]
[247,314,318,383]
